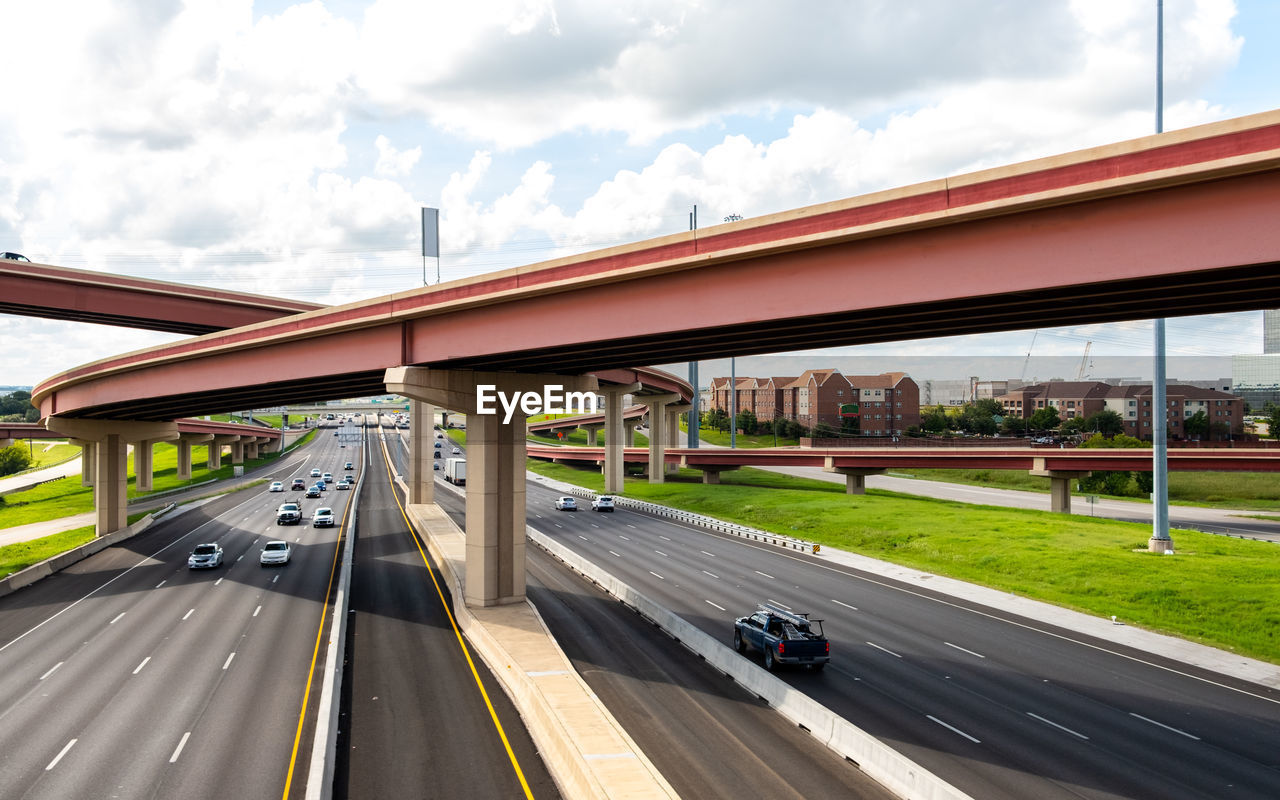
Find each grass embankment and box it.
[693,430,800,448]
[526,459,1280,664]
[0,431,314,531]
[528,429,650,447]
[895,468,1280,511]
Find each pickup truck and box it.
[276,502,302,525]
[733,603,829,672]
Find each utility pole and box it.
[1151,0,1173,553]
[422,207,439,286]
[688,206,700,448]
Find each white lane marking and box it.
[766,598,791,610]
[155,580,166,588]
[253,605,262,617]
[109,612,125,625]
[626,524,636,528]
[1027,712,1089,740]
[619,535,631,541]
[222,652,236,670]
[182,609,194,621]
[214,578,224,587]
[945,642,986,659]
[832,599,858,611]
[700,550,716,557]
[237,555,244,562]
[46,739,77,770]
[295,537,301,543]
[755,570,775,580]
[534,514,542,518]
[133,656,151,675]
[272,575,280,584]
[659,535,671,541]
[866,641,902,658]
[608,551,622,557]
[654,550,668,557]
[40,662,64,681]
[554,524,563,529]
[1130,713,1200,740]
[649,571,665,580]
[705,600,726,611]
[927,715,981,744]
[169,731,192,763]
[578,535,588,541]
[590,524,599,528]
[701,570,719,579]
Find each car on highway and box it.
[434,441,442,449]
[591,495,615,512]
[276,502,302,524]
[310,468,322,478]
[268,481,284,492]
[451,447,461,454]
[344,461,354,470]
[187,542,224,569]
[291,478,306,490]
[305,485,322,498]
[260,540,291,566]
[313,507,335,527]
[433,461,441,470]
[322,472,333,483]
[554,496,578,511]
[733,603,829,672]
[336,479,351,490]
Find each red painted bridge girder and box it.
[527,445,1280,473]
[31,110,1280,421]
[0,419,281,441]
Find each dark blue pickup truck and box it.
[733,603,829,672]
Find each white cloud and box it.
[374,135,421,176]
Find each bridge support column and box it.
[77,440,96,487]
[386,366,598,607]
[43,419,178,536]
[133,440,155,493]
[682,461,739,484]
[208,435,239,470]
[176,433,213,480]
[823,459,887,495]
[1030,460,1090,513]
[601,383,640,494]
[640,393,681,484]
[580,424,603,447]
[624,419,639,446]
[0,438,11,450]
[230,439,245,466]
[409,399,435,505]
[665,403,692,475]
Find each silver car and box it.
[313,507,336,527]
[188,543,224,569]
[260,540,291,566]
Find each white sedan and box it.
[260,540,291,566]
[451,447,461,455]
[268,481,284,492]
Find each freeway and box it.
[0,421,354,799]
[390,423,1280,800]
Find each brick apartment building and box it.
[710,369,920,436]
[998,381,1244,440]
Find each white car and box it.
[322,472,333,483]
[268,481,284,492]
[260,540,291,566]
[591,495,615,512]
[310,468,322,478]
[188,543,224,569]
[554,496,577,511]
[451,447,461,454]
[313,507,335,527]
[336,479,351,490]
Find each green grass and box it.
[0,525,96,579]
[528,429,650,447]
[27,442,81,469]
[693,429,801,448]
[526,460,1280,664]
[898,468,1280,511]
[446,429,467,446]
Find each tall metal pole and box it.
[730,357,737,449]
[1151,0,1173,552]
[687,208,700,448]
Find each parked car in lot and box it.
[554,496,577,511]
[591,495,615,512]
[260,540,291,566]
[304,485,322,498]
[291,478,306,490]
[268,481,284,492]
[313,507,335,527]
[733,603,829,672]
[188,543,224,569]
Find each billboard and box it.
[839,403,860,418]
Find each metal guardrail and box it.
[530,475,819,554]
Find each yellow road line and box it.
[281,480,356,799]
[378,437,536,799]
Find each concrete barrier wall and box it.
[0,510,165,599]
[528,526,976,800]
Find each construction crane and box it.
[1076,341,1093,380]
[1020,331,1039,382]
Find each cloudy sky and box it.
[1,0,1276,388]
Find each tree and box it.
[1183,410,1209,439]
[973,398,1003,418]
[0,444,33,477]
[1083,409,1124,437]
[1028,406,1061,434]
[813,421,837,439]
[1000,414,1027,436]
[735,409,758,435]
[840,414,860,435]
[1265,402,1280,440]
[0,390,38,423]
[1060,416,1084,435]
[922,406,948,434]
